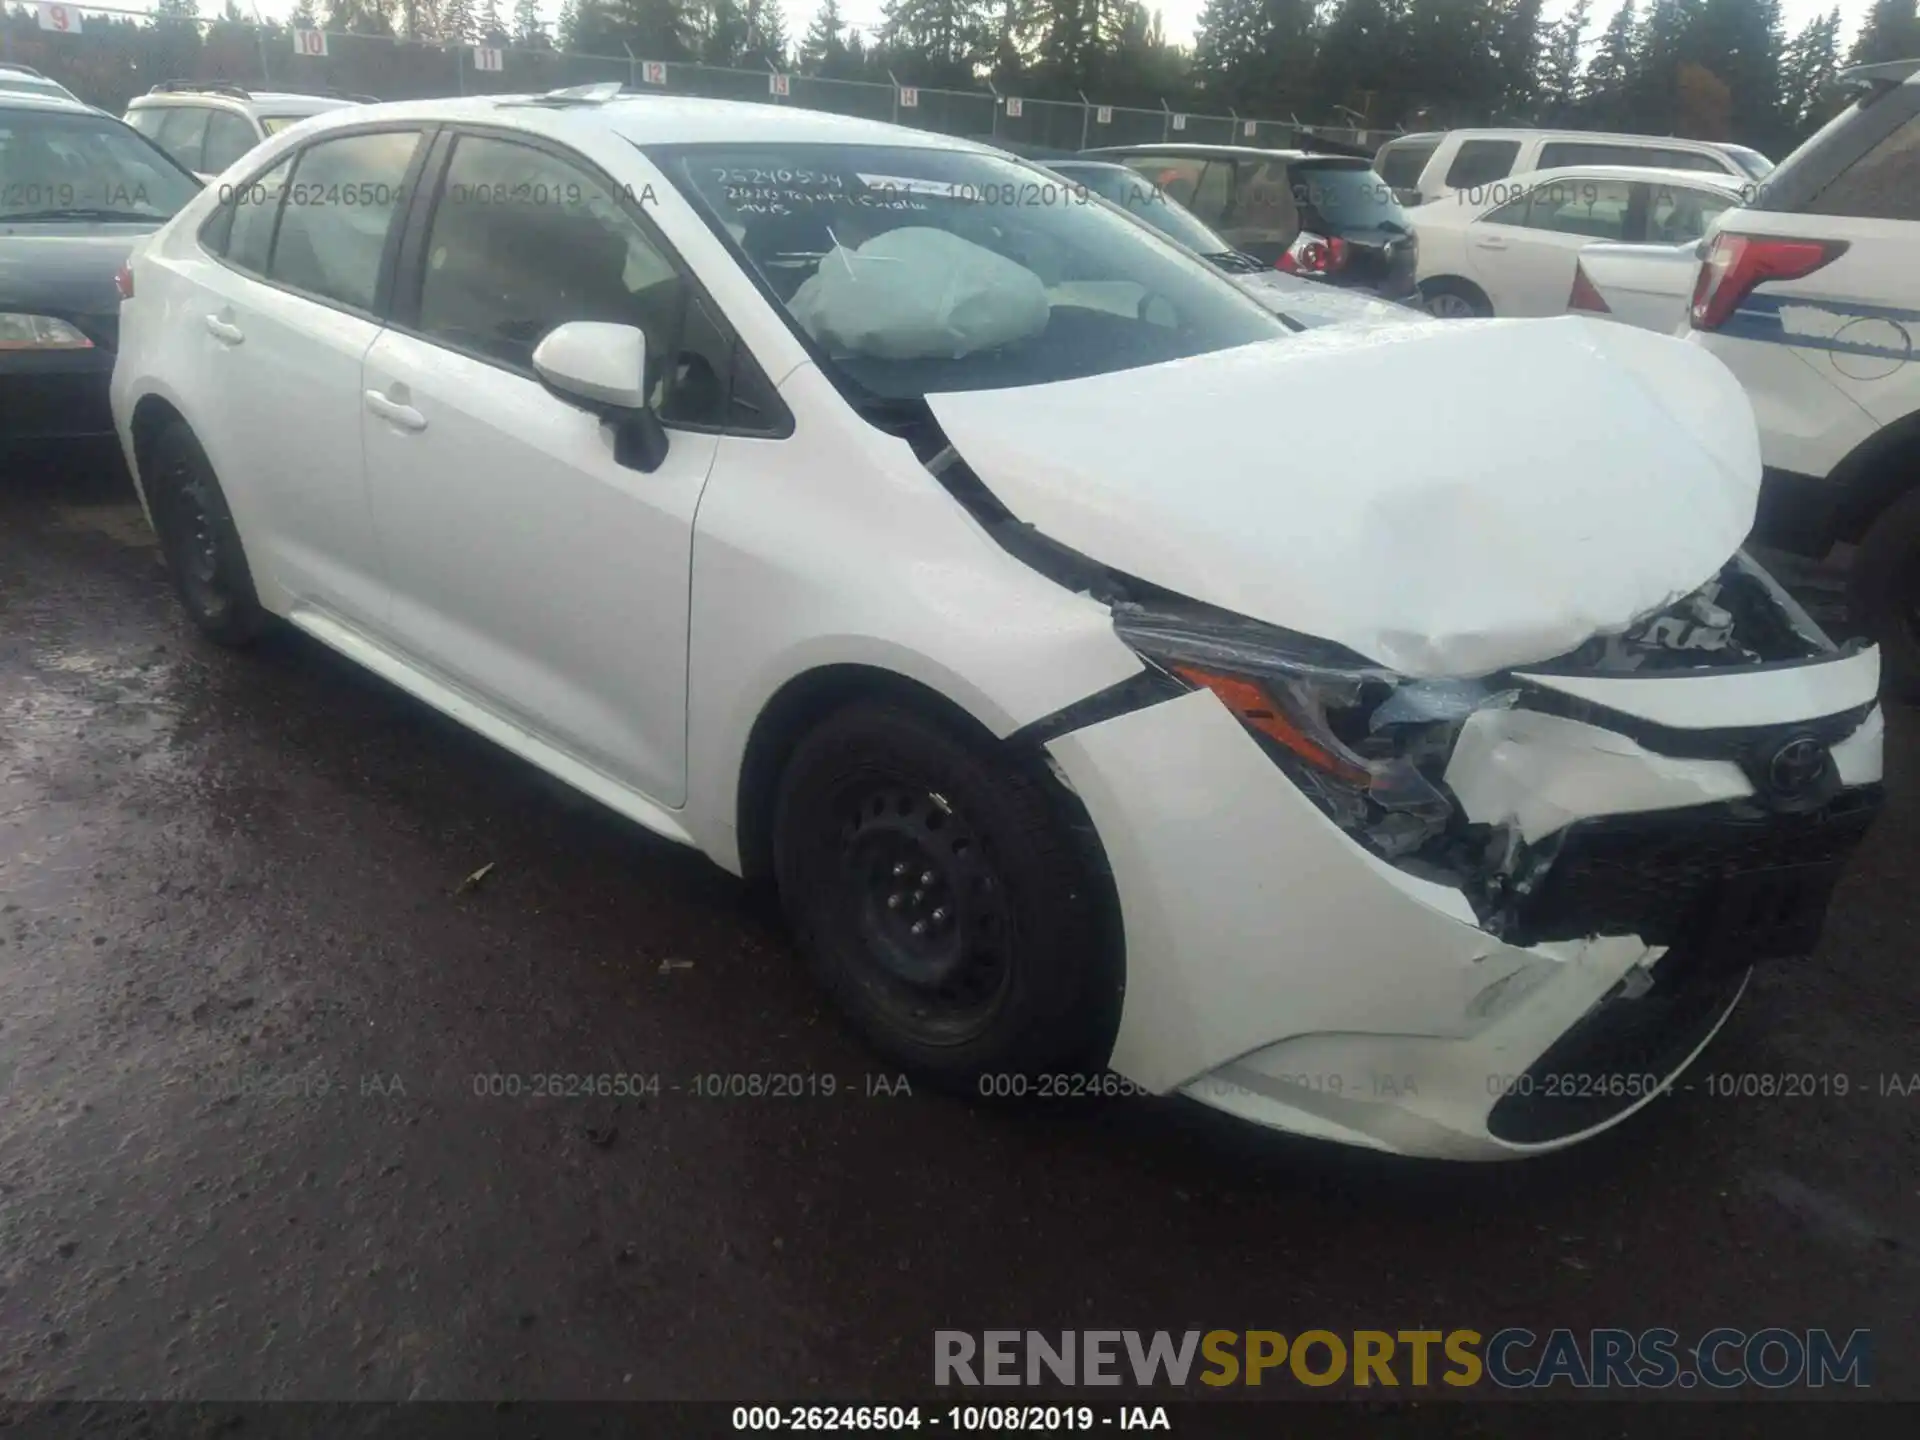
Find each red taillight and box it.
[113,262,134,300]
[1568,262,1610,314]
[1689,234,1846,331]
[1276,232,1348,276]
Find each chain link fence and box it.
[3,9,1399,156]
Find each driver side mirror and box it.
[532,321,669,473]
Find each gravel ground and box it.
[2,465,1915,1423]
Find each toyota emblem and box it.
[1766,735,1830,799]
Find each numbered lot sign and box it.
[294,28,328,58]
[37,3,82,33]
[1095,106,1112,125]
[769,72,789,97]
[898,86,918,109]
[1244,120,1257,137]
[473,46,503,73]
[641,61,667,85]
[1004,97,1021,118]
[1171,114,1186,131]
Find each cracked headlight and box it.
[1114,599,1512,870]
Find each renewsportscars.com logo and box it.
[934,1328,1873,1390]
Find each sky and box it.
[185,1,1880,63]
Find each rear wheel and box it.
[1420,278,1492,319]
[145,420,269,647]
[771,699,1121,1091]
[1849,484,1920,702]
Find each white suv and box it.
[1378,128,1768,207]
[123,83,367,180]
[1685,58,1920,699]
[109,89,1885,1160]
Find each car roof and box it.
[1428,127,1735,152]
[275,91,997,152]
[0,91,103,116]
[1506,163,1747,189]
[127,90,358,114]
[1085,143,1311,160]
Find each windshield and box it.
[654,142,1286,404]
[1292,159,1409,229]
[1044,161,1236,255]
[1722,145,1774,179]
[260,116,303,135]
[0,107,198,221]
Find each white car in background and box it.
[123,82,368,181]
[111,89,1884,1160]
[1409,166,1747,318]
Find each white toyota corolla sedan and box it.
[110,88,1886,1160]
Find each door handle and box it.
[364,390,427,432]
[1473,236,1508,251]
[204,315,244,345]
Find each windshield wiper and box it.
[2,207,166,224]
[1204,250,1265,274]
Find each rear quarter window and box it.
[1376,139,1437,190]
[1444,140,1521,189]
[1806,110,1920,221]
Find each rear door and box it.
[1468,174,1640,315]
[183,126,429,626]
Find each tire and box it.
[145,420,270,647]
[1848,484,1920,703]
[1420,278,1492,319]
[771,699,1121,1092]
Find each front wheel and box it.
[771,700,1122,1091]
[1849,484,1920,702]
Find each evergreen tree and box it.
[513,0,548,45]
[1581,0,1639,127]
[878,0,988,80]
[479,0,508,42]
[1850,0,1920,65]
[440,0,476,40]
[292,0,320,28]
[1536,0,1590,123]
[800,0,847,69]
[1781,7,1844,136]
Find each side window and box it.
[1482,191,1534,226]
[1445,140,1522,189]
[153,106,211,171]
[415,133,731,427]
[202,111,258,175]
[1125,156,1204,208]
[268,129,420,312]
[1648,184,1736,244]
[1807,111,1920,221]
[1644,149,1726,173]
[219,154,294,273]
[1538,142,1646,169]
[1525,177,1633,239]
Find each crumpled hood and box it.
[924,316,1762,677]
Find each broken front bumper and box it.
[1044,648,1883,1160]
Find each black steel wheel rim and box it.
[165,460,223,611]
[830,780,1014,1046]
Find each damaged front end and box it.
[1109,554,1883,977]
